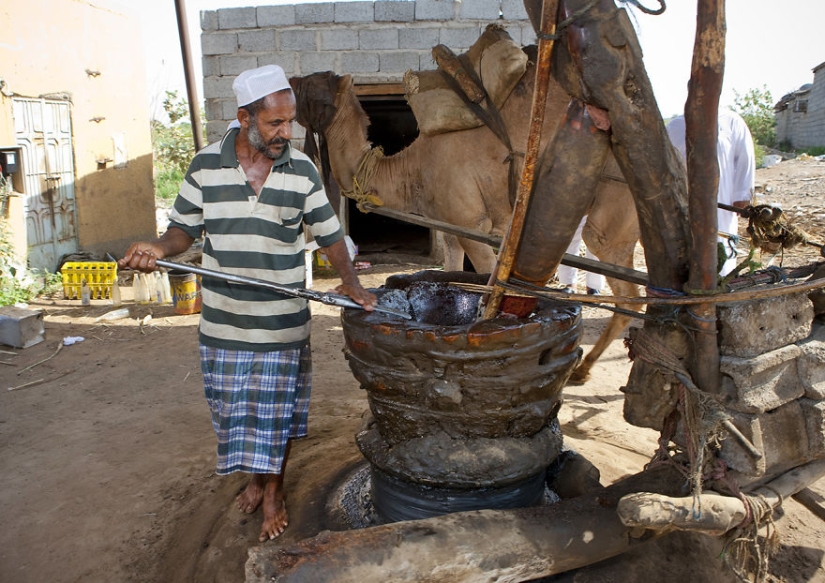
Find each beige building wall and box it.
[0,0,157,267]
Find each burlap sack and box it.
[404,24,528,136]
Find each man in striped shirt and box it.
[120,65,375,542]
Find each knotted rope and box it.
[340,147,386,212]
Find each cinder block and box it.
[376,1,415,22]
[521,24,537,45]
[238,30,276,53]
[201,32,238,56]
[380,51,423,74]
[502,0,530,20]
[320,29,360,51]
[201,55,221,77]
[217,7,257,29]
[460,0,501,20]
[342,52,380,73]
[801,398,825,457]
[399,27,441,50]
[335,1,374,23]
[220,55,258,76]
[415,0,456,21]
[200,10,218,31]
[221,98,238,120]
[719,344,804,414]
[206,121,228,144]
[280,29,317,51]
[204,98,223,121]
[439,25,483,50]
[296,2,335,24]
[719,400,810,477]
[360,28,399,50]
[257,5,296,27]
[419,54,438,71]
[797,320,825,399]
[299,52,339,74]
[258,52,298,74]
[0,306,44,349]
[717,291,814,358]
[203,75,235,100]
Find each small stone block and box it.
[0,306,45,349]
[719,344,804,413]
[717,292,814,358]
[801,398,825,457]
[721,400,810,478]
[797,320,825,399]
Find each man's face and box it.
[245,90,297,160]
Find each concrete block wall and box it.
[199,0,535,143]
[775,61,825,149]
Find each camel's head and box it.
[290,71,353,136]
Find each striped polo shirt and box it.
[168,128,344,351]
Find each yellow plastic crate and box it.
[61,261,117,300]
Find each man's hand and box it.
[334,282,376,311]
[119,242,166,272]
[118,227,195,273]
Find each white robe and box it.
[666,110,756,275]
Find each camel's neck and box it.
[325,90,417,212]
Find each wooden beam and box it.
[354,83,406,96]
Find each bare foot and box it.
[259,482,288,541]
[236,475,264,514]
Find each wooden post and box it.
[483,0,559,319]
[685,0,726,395]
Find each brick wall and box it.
[775,61,825,150]
[199,0,535,143]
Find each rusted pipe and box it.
[175,0,205,152]
[684,0,726,395]
[483,0,560,319]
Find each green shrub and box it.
[151,91,204,205]
[731,86,776,148]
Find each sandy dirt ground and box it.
[1,157,824,583]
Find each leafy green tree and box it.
[731,86,776,148]
[151,91,204,204]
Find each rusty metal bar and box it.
[685,0,726,395]
[363,204,650,285]
[175,0,205,152]
[483,0,560,319]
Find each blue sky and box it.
[141,0,825,120]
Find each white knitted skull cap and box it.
[233,65,291,108]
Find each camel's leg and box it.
[459,237,498,274]
[569,179,641,384]
[439,233,466,272]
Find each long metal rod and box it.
[154,259,411,319]
[364,204,650,285]
[483,0,560,319]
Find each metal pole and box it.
[175,0,206,152]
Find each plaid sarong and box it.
[199,343,311,475]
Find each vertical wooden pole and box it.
[685,0,726,395]
[483,0,559,319]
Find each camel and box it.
[290,50,643,383]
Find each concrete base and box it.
[0,305,44,348]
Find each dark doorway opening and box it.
[346,95,431,260]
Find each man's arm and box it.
[118,227,195,272]
[320,238,375,310]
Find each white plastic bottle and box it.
[80,279,91,306]
[160,271,172,304]
[132,272,148,303]
[110,277,122,307]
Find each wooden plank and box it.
[363,204,649,286]
[354,83,405,96]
